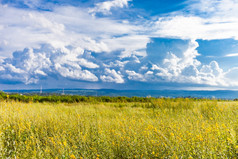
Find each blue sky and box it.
[0,0,238,90]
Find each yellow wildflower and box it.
[70,154,76,159]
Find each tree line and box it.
[0,91,229,103]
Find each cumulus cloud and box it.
[0,45,99,84]
[100,68,124,83]
[115,39,234,87]
[55,64,98,82]
[89,0,132,15]
[0,37,237,88]
[126,70,146,81]
[1,0,238,89]
[224,67,238,86]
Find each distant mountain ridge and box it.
[3,89,238,99]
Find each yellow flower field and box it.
[0,99,238,158]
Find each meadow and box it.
[0,96,238,158]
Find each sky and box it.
[0,0,238,90]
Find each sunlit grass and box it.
[0,99,238,158]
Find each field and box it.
[0,98,238,158]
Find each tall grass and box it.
[0,99,238,158]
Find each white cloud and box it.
[224,67,238,85]
[0,66,4,71]
[225,53,238,57]
[0,45,99,84]
[5,63,25,74]
[53,47,99,69]
[145,71,153,75]
[89,0,132,15]
[77,59,99,69]
[120,39,231,87]
[198,61,226,86]
[152,0,238,40]
[126,70,146,81]
[34,69,47,76]
[103,60,129,68]
[102,35,149,57]
[100,68,124,83]
[1,0,238,89]
[154,16,238,40]
[0,36,237,87]
[55,64,98,82]
[150,40,201,80]
[181,65,199,77]
[189,0,238,17]
[0,4,143,58]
